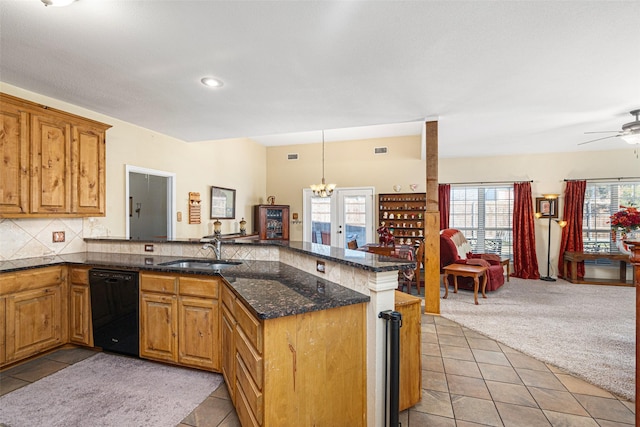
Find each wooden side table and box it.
[442,263,488,305]
[500,258,510,282]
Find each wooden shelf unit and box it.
[378,193,426,246]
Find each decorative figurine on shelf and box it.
[213,219,222,236]
[267,195,276,205]
[377,222,395,247]
[239,217,247,235]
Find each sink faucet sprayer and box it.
[202,238,221,260]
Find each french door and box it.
[303,187,375,249]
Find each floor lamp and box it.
[536,194,567,282]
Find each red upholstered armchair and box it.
[440,228,506,292]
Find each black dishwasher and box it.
[89,269,139,357]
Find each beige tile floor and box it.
[0,314,635,426]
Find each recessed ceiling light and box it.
[41,0,77,6]
[201,77,224,88]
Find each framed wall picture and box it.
[535,197,558,218]
[210,186,236,219]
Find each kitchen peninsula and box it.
[0,238,414,427]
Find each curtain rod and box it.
[564,177,640,182]
[444,180,533,185]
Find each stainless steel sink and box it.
[158,259,242,270]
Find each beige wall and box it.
[0,83,267,257]
[267,135,426,239]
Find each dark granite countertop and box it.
[83,238,415,273]
[0,252,371,320]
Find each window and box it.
[449,186,514,259]
[583,181,640,254]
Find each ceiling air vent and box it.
[287,153,299,160]
[374,146,388,155]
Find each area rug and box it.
[0,352,223,427]
[439,277,635,401]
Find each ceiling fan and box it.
[579,109,640,145]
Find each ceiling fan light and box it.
[621,133,640,144]
[41,0,77,6]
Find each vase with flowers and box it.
[610,205,640,255]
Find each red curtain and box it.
[557,180,586,278]
[438,184,450,230]
[512,182,540,279]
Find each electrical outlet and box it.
[144,244,154,252]
[52,231,65,243]
[316,260,325,274]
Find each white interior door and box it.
[303,187,374,249]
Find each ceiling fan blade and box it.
[584,131,619,134]
[578,135,619,145]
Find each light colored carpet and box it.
[439,277,635,401]
[0,352,223,427]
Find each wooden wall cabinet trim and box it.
[0,93,110,218]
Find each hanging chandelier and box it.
[310,130,336,197]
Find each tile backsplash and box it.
[0,218,87,261]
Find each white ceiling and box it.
[1,0,639,158]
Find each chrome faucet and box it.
[202,238,221,260]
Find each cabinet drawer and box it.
[140,274,177,294]
[221,284,235,314]
[179,276,219,298]
[235,299,262,351]
[235,379,261,427]
[235,327,263,390]
[236,353,263,422]
[1,266,64,295]
[69,267,90,285]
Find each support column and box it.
[424,120,440,314]
[367,270,402,427]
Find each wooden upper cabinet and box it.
[31,112,72,214]
[72,123,106,215]
[0,102,29,215]
[0,93,110,218]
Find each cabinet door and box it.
[139,292,178,362]
[0,102,29,215]
[5,285,64,362]
[221,304,236,402]
[69,284,92,346]
[30,113,72,214]
[178,296,219,370]
[71,123,105,215]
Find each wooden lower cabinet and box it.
[68,266,93,346]
[0,297,6,364]
[1,266,68,365]
[223,283,367,427]
[178,295,219,370]
[221,285,237,402]
[139,272,220,371]
[140,289,178,362]
[394,290,422,410]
